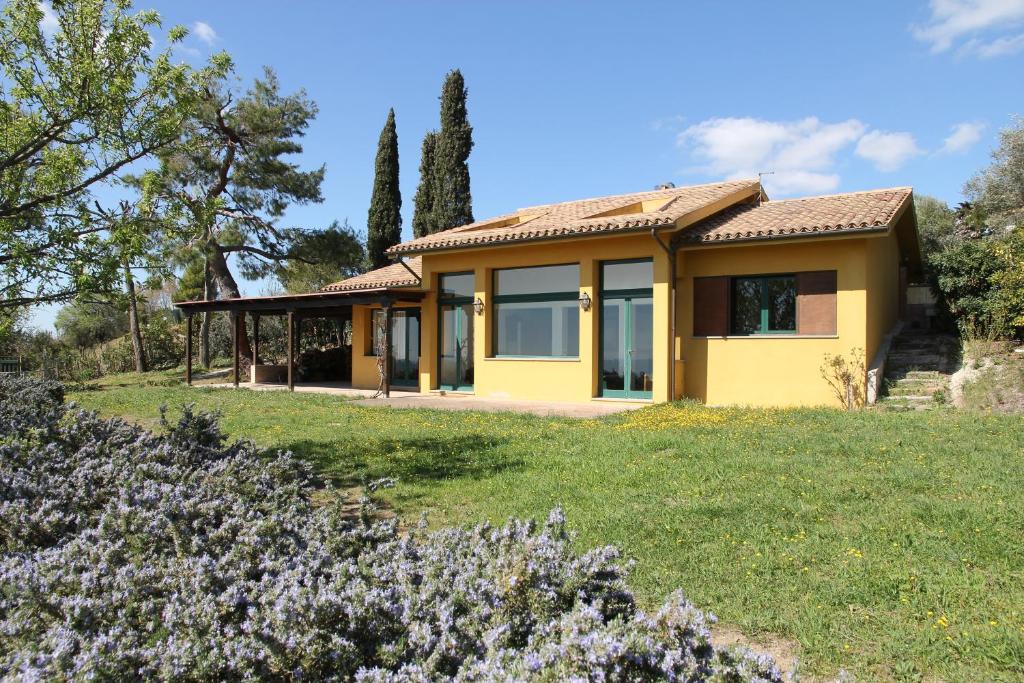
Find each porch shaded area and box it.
[174,286,425,397]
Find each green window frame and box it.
[730,275,797,335]
[492,263,580,358]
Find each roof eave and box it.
[677,224,892,249]
[385,219,680,257]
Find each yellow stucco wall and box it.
[678,236,875,407]
[864,229,902,363]
[412,234,672,403]
[358,229,905,408]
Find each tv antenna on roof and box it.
[757,171,774,206]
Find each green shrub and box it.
[929,233,1022,340]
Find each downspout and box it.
[651,225,677,402]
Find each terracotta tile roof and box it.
[680,188,913,244]
[387,179,760,255]
[320,257,422,292]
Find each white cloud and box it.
[855,131,922,172]
[38,2,58,36]
[912,0,1024,55]
[940,121,986,153]
[192,21,217,45]
[974,32,1024,57]
[677,116,866,196]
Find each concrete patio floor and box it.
[204,381,646,418]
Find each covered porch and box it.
[174,286,426,397]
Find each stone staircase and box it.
[876,332,960,411]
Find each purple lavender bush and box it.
[0,375,784,681]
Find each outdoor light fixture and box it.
[473,297,484,315]
[578,291,591,311]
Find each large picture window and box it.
[493,264,579,357]
[730,275,797,335]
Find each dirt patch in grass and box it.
[712,626,799,676]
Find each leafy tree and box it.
[173,259,206,303]
[966,116,1024,233]
[929,237,1016,338]
[366,109,402,269]
[54,299,127,350]
[914,194,957,261]
[99,199,176,373]
[0,306,28,355]
[991,228,1024,332]
[431,69,474,231]
[0,0,220,310]
[141,67,326,360]
[412,130,438,238]
[930,115,1024,338]
[273,221,365,293]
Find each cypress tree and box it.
[366,109,402,270]
[412,130,438,238]
[431,69,474,231]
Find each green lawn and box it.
[71,374,1024,682]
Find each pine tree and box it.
[412,130,438,238]
[431,69,474,231]
[366,109,402,269]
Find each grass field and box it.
[71,374,1024,681]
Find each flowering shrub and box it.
[0,376,784,681]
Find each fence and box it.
[0,357,23,375]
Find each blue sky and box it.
[28,0,1024,329]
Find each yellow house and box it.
[177,179,921,408]
[331,179,921,408]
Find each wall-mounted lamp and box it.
[473,297,485,315]
[578,291,591,312]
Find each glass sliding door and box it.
[391,308,420,387]
[628,297,653,394]
[600,259,653,399]
[438,272,475,391]
[601,298,626,392]
[371,308,421,387]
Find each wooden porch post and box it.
[232,312,242,387]
[383,303,393,398]
[185,314,193,386]
[287,310,295,392]
[252,314,260,370]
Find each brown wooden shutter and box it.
[797,271,837,335]
[693,276,729,336]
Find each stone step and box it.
[877,396,939,411]
[902,370,946,379]
[879,332,959,411]
[886,384,944,398]
[888,387,942,397]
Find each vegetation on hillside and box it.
[917,117,1024,340]
[1,0,482,381]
